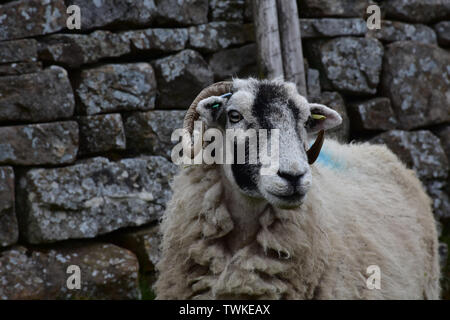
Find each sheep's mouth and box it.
[267,190,306,203]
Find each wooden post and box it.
[252,0,284,80]
[276,0,307,96]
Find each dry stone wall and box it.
[0,0,449,299]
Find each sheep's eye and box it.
[305,113,326,129]
[304,117,314,129]
[228,110,243,123]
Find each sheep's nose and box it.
[277,170,305,186]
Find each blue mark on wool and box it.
[315,148,344,170]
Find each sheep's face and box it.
[197,79,342,209]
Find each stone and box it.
[76,63,157,115]
[347,98,397,131]
[439,242,448,270]
[437,220,443,237]
[0,244,139,300]
[244,0,253,22]
[434,21,450,47]
[124,28,188,53]
[383,0,450,24]
[0,39,37,64]
[152,50,214,109]
[188,22,247,52]
[65,0,157,30]
[0,0,66,41]
[310,92,349,142]
[425,181,450,220]
[209,0,245,22]
[367,20,437,45]
[208,44,257,80]
[112,224,161,272]
[433,125,450,161]
[306,68,321,100]
[370,130,449,181]
[0,166,17,247]
[242,23,256,42]
[298,0,371,18]
[39,31,131,68]
[0,62,42,76]
[16,156,177,244]
[299,18,367,38]
[307,37,383,95]
[155,0,208,26]
[124,110,185,159]
[0,122,78,166]
[0,66,74,123]
[381,42,450,130]
[77,114,126,156]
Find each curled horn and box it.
[306,130,325,165]
[182,81,233,158]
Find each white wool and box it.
[154,139,440,299]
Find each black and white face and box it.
[196,79,342,209]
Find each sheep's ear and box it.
[306,103,342,133]
[196,95,230,127]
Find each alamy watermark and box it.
[66,265,81,290]
[366,265,381,290]
[66,5,81,30]
[366,5,381,30]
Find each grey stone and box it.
[298,0,371,18]
[433,125,450,162]
[153,50,214,109]
[383,0,450,24]
[0,61,42,76]
[347,98,397,131]
[310,92,349,142]
[39,31,131,68]
[155,0,208,26]
[437,220,443,238]
[434,21,450,46]
[76,63,157,115]
[244,0,253,22]
[208,44,257,80]
[112,224,161,272]
[17,156,177,244]
[0,39,37,64]
[209,0,245,22]
[0,0,66,41]
[0,66,74,123]
[370,130,449,181]
[188,22,248,53]
[425,181,450,220]
[65,0,157,30]
[307,37,383,95]
[439,242,448,270]
[381,42,450,130]
[366,20,437,45]
[307,68,321,100]
[124,110,185,159]
[0,244,139,300]
[0,166,17,247]
[77,114,126,156]
[300,18,367,38]
[124,28,188,53]
[0,121,78,166]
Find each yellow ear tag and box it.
[311,114,326,120]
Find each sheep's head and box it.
[184,78,342,209]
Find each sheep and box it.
[154,78,440,299]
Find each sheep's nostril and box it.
[277,170,304,186]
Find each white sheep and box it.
[154,78,440,299]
